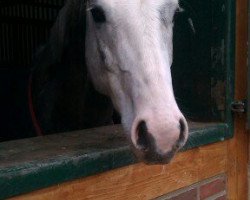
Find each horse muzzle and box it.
[131,117,188,164]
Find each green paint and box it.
[0,123,228,200]
[184,123,229,150]
[225,0,236,137]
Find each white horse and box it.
[85,0,188,164]
[31,0,189,164]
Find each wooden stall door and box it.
[6,0,250,199]
[230,0,249,199]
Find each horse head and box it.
[85,0,189,164]
[32,0,189,164]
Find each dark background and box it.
[0,0,226,141]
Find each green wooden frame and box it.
[0,123,228,199]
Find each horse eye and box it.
[91,6,106,23]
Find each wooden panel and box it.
[227,119,249,200]
[11,141,227,200]
[227,0,249,199]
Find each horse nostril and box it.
[177,118,186,147]
[136,120,150,151]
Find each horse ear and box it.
[48,0,87,61]
[31,0,87,83]
[31,0,88,117]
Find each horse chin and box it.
[130,143,177,165]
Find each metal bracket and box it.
[231,100,247,114]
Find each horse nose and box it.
[176,118,187,149]
[136,120,151,151]
[133,118,188,164]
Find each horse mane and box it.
[30,0,114,134]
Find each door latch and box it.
[231,100,247,114]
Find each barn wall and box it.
[156,175,227,200]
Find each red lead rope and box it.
[28,75,43,136]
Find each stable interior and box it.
[0,0,229,141]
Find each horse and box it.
[30,0,189,164]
